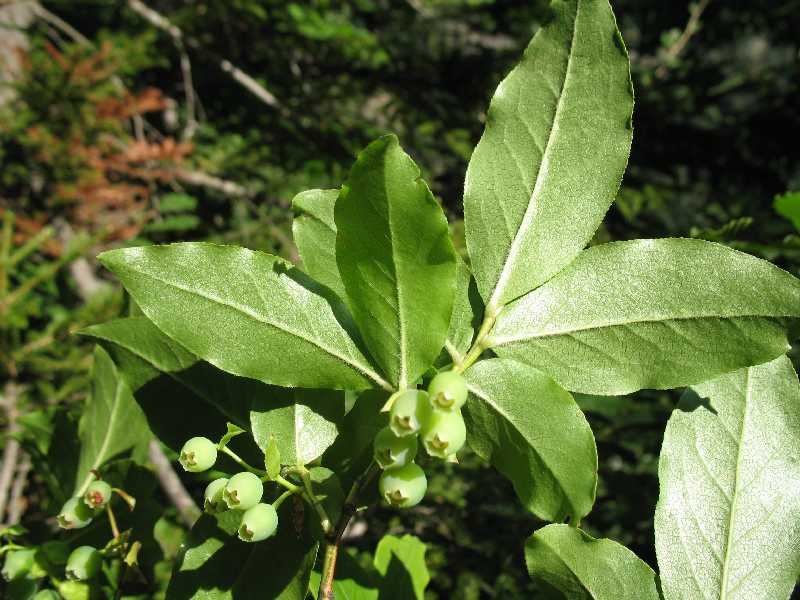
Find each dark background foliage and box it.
[1,0,798,597]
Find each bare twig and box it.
[126,0,281,110]
[7,452,30,524]
[174,169,250,197]
[148,440,200,527]
[0,382,21,523]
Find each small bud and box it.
[84,480,112,510]
[57,497,94,530]
[2,549,35,582]
[378,463,427,508]
[427,371,468,411]
[223,472,264,511]
[421,409,466,459]
[238,503,279,542]
[65,546,102,581]
[204,478,229,513]
[373,427,418,470]
[179,437,218,472]
[389,390,430,437]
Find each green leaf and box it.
[166,510,318,600]
[80,317,197,391]
[654,355,800,600]
[490,239,800,395]
[84,318,266,462]
[525,524,659,600]
[250,389,346,466]
[144,215,201,233]
[321,390,388,490]
[335,135,458,388]
[159,193,198,213]
[463,0,633,310]
[308,550,380,600]
[773,190,800,231]
[443,260,482,366]
[218,422,245,449]
[373,534,430,600]
[265,435,281,480]
[74,347,150,495]
[292,189,346,299]
[463,358,596,522]
[98,243,390,391]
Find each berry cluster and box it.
[178,437,278,543]
[56,480,112,531]
[3,544,102,586]
[376,371,468,508]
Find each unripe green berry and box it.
[389,390,430,437]
[379,463,427,508]
[2,549,35,582]
[421,409,466,459]
[223,472,263,510]
[204,478,229,513]
[57,497,94,530]
[179,436,217,472]
[238,503,278,542]
[65,546,101,581]
[427,371,468,411]
[83,480,112,510]
[34,590,61,600]
[373,427,418,470]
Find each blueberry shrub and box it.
[7,0,800,598]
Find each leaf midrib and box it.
[718,368,751,599]
[467,380,575,514]
[491,313,791,347]
[126,266,389,389]
[77,378,125,495]
[487,0,580,310]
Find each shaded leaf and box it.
[166,509,318,600]
[292,188,346,299]
[525,524,659,599]
[74,347,150,495]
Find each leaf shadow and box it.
[677,389,717,415]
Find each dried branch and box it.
[126,0,281,110]
[148,440,200,527]
[0,382,21,523]
[7,453,30,524]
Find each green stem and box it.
[454,307,499,374]
[272,488,297,509]
[219,446,266,476]
[273,474,301,494]
[294,466,332,534]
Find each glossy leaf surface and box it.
[655,355,800,600]
[464,359,596,522]
[490,239,800,394]
[464,0,633,309]
[336,135,457,388]
[99,243,388,390]
[525,524,659,599]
